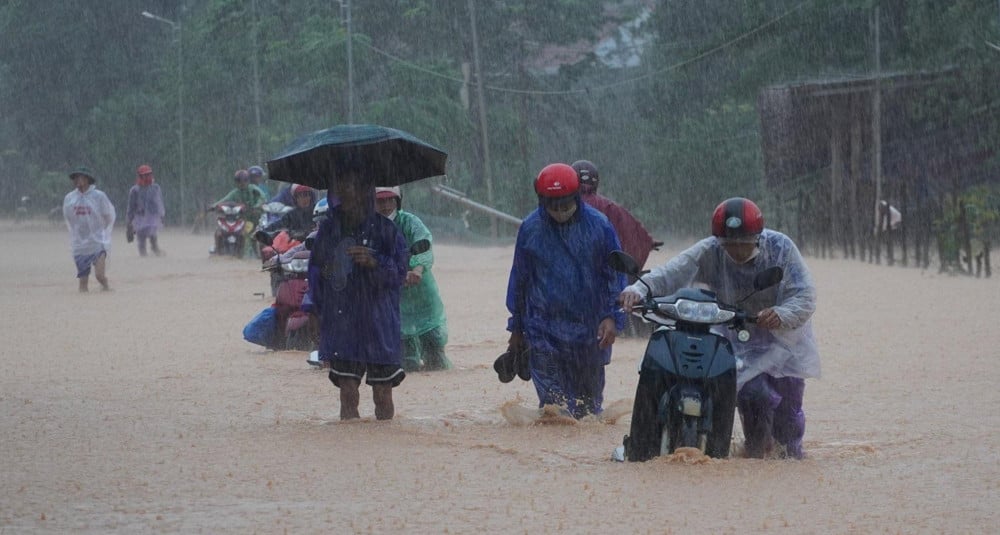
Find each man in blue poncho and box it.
[307,170,410,420]
[503,163,626,419]
[620,197,820,458]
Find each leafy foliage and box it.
[0,0,996,242]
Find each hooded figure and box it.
[307,171,410,420]
[504,163,626,418]
[126,164,166,256]
[375,186,451,372]
[572,160,656,270]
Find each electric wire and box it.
[355,1,811,97]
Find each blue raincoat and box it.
[308,192,409,366]
[506,200,626,365]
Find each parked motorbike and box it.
[608,250,783,461]
[244,243,318,351]
[260,201,294,229]
[209,201,248,257]
[256,228,306,297]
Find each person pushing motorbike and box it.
[619,197,820,459]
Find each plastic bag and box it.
[243,306,277,347]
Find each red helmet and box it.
[136,164,153,176]
[711,197,764,238]
[571,160,599,189]
[375,186,401,199]
[291,184,314,197]
[534,163,579,198]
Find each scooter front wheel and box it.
[666,416,702,453]
[626,371,666,462]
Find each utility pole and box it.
[467,0,496,235]
[141,9,186,226]
[251,0,263,163]
[342,0,354,124]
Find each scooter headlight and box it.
[283,258,309,273]
[662,299,735,323]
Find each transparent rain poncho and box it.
[626,229,820,389]
[63,185,116,256]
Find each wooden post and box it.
[871,7,883,265]
[849,107,863,260]
[899,182,908,267]
[959,200,974,274]
[467,0,497,237]
[830,118,843,258]
[797,189,807,254]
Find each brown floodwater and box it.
[2,222,997,533]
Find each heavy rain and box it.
[1,1,999,532]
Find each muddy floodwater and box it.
[2,222,998,533]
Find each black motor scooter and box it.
[609,250,783,461]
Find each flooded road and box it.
[2,223,997,533]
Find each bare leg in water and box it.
[372,383,394,420]
[94,254,110,291]
[339,378,361,420]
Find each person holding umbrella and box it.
[268,124,449,418]
[307,169,410,420]
[63,166,116,292]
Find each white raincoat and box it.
[63,185,116,256]
[625,229,820,389]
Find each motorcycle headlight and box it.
[283,258,309,273]
[661,299,735,323]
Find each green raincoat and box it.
[393,210,449,369]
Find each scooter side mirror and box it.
[410,239,431,256]
[303,230,318,251]
[609,250,640,276]
[254,229,275,246]
[753,267,784,291]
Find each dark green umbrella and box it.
[266,124,448,189]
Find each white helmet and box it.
[313,197,329,221]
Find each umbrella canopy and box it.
[266,124,448,190]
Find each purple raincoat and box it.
[308,194,409,366]
[126,183,165,234]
